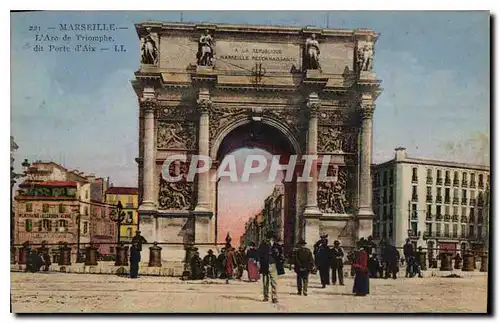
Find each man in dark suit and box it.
[331,240,345,285]
[315,233,331,288]
[129,242,141,278]
[294,239,314,296]
[258,231,284,303]
[131,231,148,251]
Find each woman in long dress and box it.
[225,244,236,284]
[246,242,260,282]
[352,244,370,296]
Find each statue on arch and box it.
[304,33,321,70]
[197,30,214,66]
[141,33,159,65]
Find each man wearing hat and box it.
[294,239,314,296]
[203,249,217,279]
[331,240,345,285]
[314,233,331,288]
[131,230,148,252]
[257,230,284,303]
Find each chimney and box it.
[395,147,407,161]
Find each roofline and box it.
[374,157,490,172]
[135,21,379,41]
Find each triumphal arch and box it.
[133,21,382,256]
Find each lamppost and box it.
[111,201,125,244]
[11,158,30,247]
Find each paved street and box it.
[11,271,487,313]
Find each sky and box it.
[10,11,490,242]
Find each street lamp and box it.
[111,201,125,244]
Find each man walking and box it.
[294,239,314,296]
[403,239,415,278]
[258,231,284,303]
[331,240,345,285]
[315,234,331,288]
[129,242,141,278]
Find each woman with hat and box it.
[246,242,260,282]
[352,242,370,296]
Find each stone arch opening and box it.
[213,120,300,252]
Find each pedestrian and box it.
[202,249,217,279]
[366,236,377,255]
[217,247,226,279]
[403,239,415,277]
[190,250,203,280]
[294,238,314,296]
[368,252,382,278]
[131,231,148,251]
[258,231,284,303]
[26,250,42,273]
[314,233,331,288]
[225,244,236,284]
[234,246,246,280]
[129,242,141,278]
[331,240,344,285]
[383,243,400,279]
[352,243,370,296]
[246,242,260,282]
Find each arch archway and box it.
[211,120,301,252]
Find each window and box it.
[25,219,32,232]
[462,207,467,216]
[411,221,418,235]
[110,246,115,253]
[425,223,432,235]
[412,167,418,182]
[470,208,475,222]
[426,205,432,219]
[58,220,68,232]
[389,170,394,185]
[42,204,49,213]
[426,186,432,196]
[437,187,442,197]
[25,203,33,212]
[445,206,450,216]
[427,169,432,178]
[59,204,65,213]
[436,205,442,216]
[469,225,474,237]
[411,204,417,219]
[453,224,458,237]
[453,188,458,197]
[42,219,51,231]
[389,189,393,203]
[383,205,387,220]
[470,173,476,182]
[453,206,458,215]
[436,223,441,235]
[437,170,442,178]
[83,222,88,234]
[127,228,133,238]
[126,211,133,224]
[454,171,459,180]
[478,174,484,187]
[85,206,89,216]
[383,171,388,186]
[412,185,418,200]
[462,172,468,181]
[444,223,450,236]
[383,188,387,203]
[461,224,467,237]
[101,208,106,218]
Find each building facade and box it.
[372,148,490,258]
[105,187,139,242]
[14,162,117,261]
[134,22,382,256]
[241,212,263,246]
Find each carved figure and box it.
[361,44,373,71]
[141,34,159,65]
[318,169,351,214]
[157,122,195,150]
[304,34,321,70]
[197,30,214,66]
[158,180,194,210]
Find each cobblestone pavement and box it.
[11,271,488,313]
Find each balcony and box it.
[426,214,432,221]
[461,216,468,223]
[460,232,466,239]
[444,214,451,222]
[444,197,450,204]
[452,197,459,205]
[408,230,421,238]
[470,181,476,188]
[426,177,433,185]
[412,176,418,184]
[461,199,468,205]
[453,179,459,187]
[436,178,443,185]
[452,215,459,222]
[435,231,442,237]
[436,214,443,221]
[469,198,476,206]
[477,199,484,207]
[445,178,451,186]
[426,195,433,203]
[462,180,468,187]
[436,196,442,203]
[478,181,484,189]
[411,195,418,202]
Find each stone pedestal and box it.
[84,245,98,266]
[58,245,72,266]
[462,253,475,271]
[115,245,129,266]
[440,253,452,271]
[149,243,162,267]
[18,246,30,265]
[480,255,488,272]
